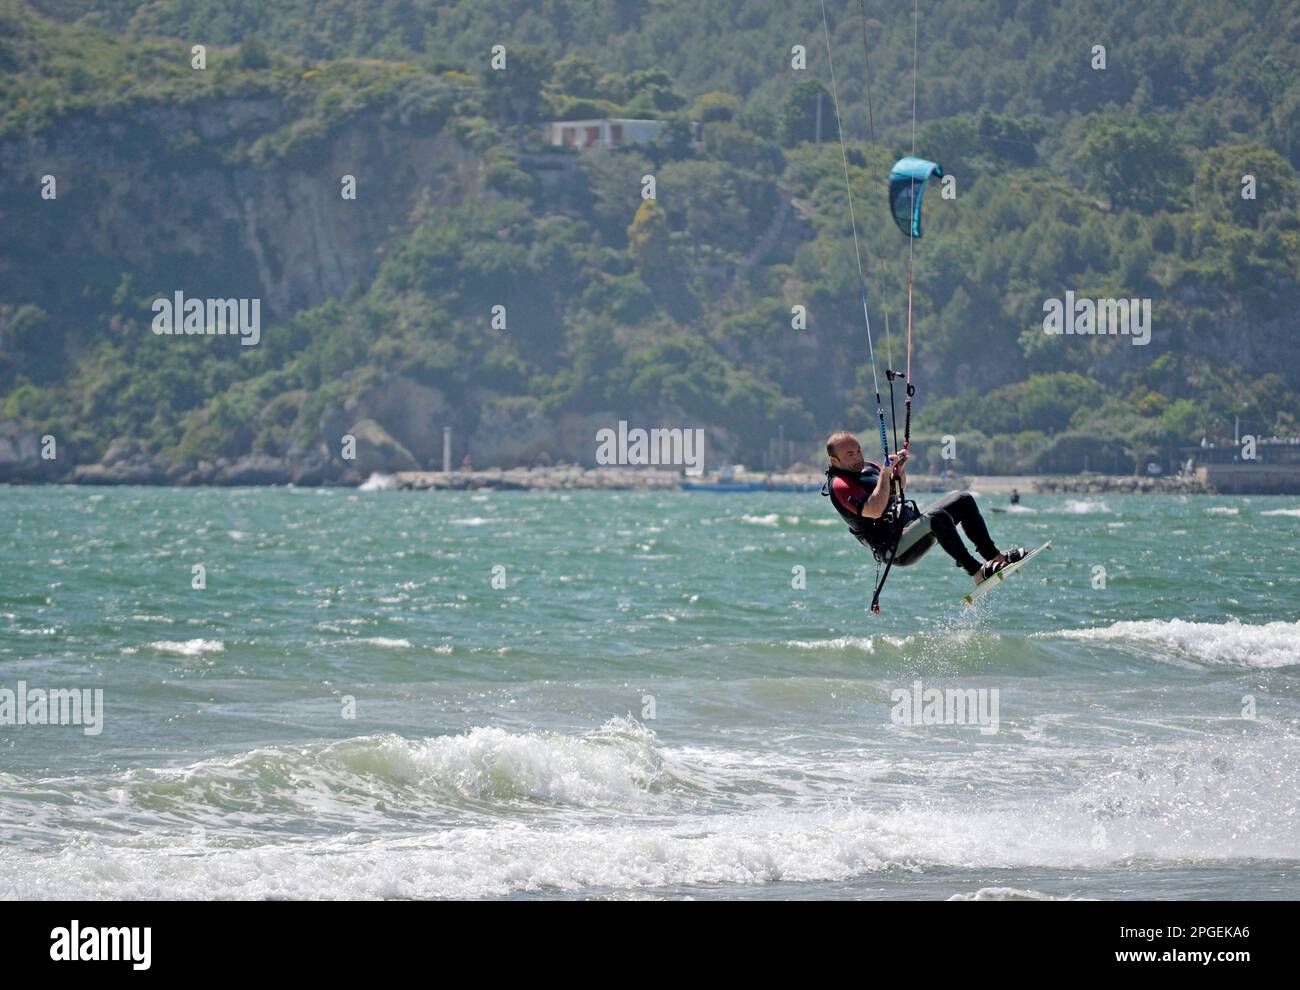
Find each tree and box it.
[627,200,675,284]
[1193,144,1298,229]
[624,67,685,114]
[779,79,835,147]
[650,113,694,161]
[235,36,271,70]
[702,122,783,174]
[1077,115,1190,213]
[1272,84,1300,169]
[691,91,741,123]
[480,45,554,124]
[579,150,654,244]
[551,54,603,100]
[1017,374,1105,435]
[917,110,1040,177]
[1159,398,1205,443]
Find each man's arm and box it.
[861,450,907,518]
[861,469,892,519]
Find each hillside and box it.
[1,0,1298,482]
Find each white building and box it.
[541,118,665,150]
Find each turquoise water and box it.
[1,486,1298,899]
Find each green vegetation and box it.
[1,0,1298,473]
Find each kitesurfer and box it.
[823,431,1026,585]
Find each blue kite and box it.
[888,157,944,238]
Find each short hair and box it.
[826,431,857,459]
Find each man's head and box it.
[826,431,865,472]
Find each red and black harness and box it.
[822,461,919,612]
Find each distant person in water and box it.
[1010,488,1020,505]
[822,431,1025,586]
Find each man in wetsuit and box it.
[823,430,1025,586]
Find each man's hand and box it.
[891,448,909,481]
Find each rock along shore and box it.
[366,467,1216,494]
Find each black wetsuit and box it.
[826,463,1001,575]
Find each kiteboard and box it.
[962,540,1052,604]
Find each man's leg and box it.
[914,491,1001,575]
[940,490,1001,561]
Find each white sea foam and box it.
[948,887,1086,901]
[1,723,1296,899]
[359,473,397,491]
[1061,499,1110,514]
[354,637,413,649]
[0,759,1289,898]
[740,513,781,527]
[317,619,368,632]
[1205,506,1239,515]
[148,639,224,657]
[785,637,875,653]
[1042,619,1300,668]
[382,720,666,809]
[1261,508,1300,518]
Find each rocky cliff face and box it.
[0,95,490,483]
[0,97,478,321]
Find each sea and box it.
[1,486,1297,900]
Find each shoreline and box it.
[6,466,1295,495]
[366,465,1216,491]
[372,467,1220,494]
